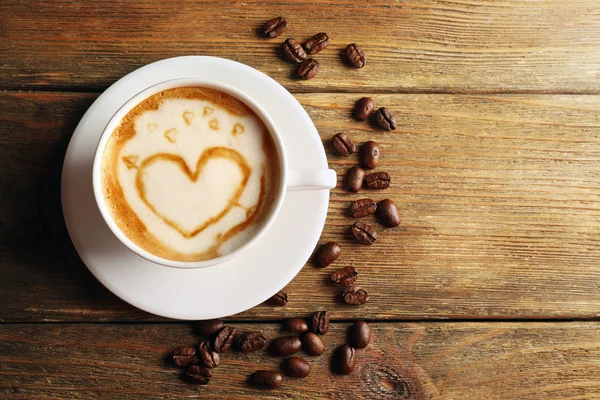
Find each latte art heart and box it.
[137,148,251,238]
[100,86,280,262]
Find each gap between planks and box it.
[4,88,600,96]
[3,318,600,325]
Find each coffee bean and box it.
[345,43,366,68]
[330,266,359,287]
[195,319,224,337]
[197,340,220,368]
[354,97,374,121]
[185,364,212,384]
[282,38,307,62]
[213,326,239,353]
[342,286,370,305]
[365,171,391,190]
[352,222,377,245]
[334,344,356,375]
[237,331,267,353]
[346,166,365,193]
[281,356,311,378]
[350,198,377,218]
[377,199,401,227]
[303,32,330,54]
[315,242,341,268]
[298,58,320,80]
[332,133,356,156]
[360,141,380,170]
[374,107,396,131]
[302,332,325,356]
[172,347,199,367]
[310,311,330,335]
[349,320,372,348]
[271,336,302,356]
[264,16,287,38]
[268,290,288,306]
[284,318,309,333]
[249,370,284,389]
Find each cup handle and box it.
[287,169,337,191]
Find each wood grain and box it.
[1,322,599,399]
[1,91,600,321]
[2,0,600,93]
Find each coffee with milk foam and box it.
[101,87,281,262]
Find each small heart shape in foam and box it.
[136,147,251,238]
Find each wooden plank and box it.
[2,92,600,321]
[0,322,599,399]
[2,0,600,93]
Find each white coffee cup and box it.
[92,78,336,269]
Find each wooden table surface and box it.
[2,1,600,398]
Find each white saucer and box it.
[61,56,330,320]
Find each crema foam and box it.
[101,87,281,261]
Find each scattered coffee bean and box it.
[237,331,267,353]
[282,356,311,378]
[346,166,365,193]
[310,311,330,335]
[374,107,396,131]
[350,198,377,218]
[377,199,401,227]
[282,38,307,62]
[352,221,377,245]
[172,347,199,367]
[264,16,287,38]
[330,266,359,287]
[303,32,330,54]
[332,133,356,156]
[365,171,391,190]
[342,286,370,305]
[298,58,320,80]
[271,336,302,356]
[302,332,325,356]
[315,242,341,268]
[268,290,288,306]
[195,319,224,337]
[360,141,380,170]
[249,370,284,389]
[349,320,372,348]
[213,326,239,353]
[354,97,374,121]
[284,318,309,333]
[197,340,220,368]
[346,43,366,68]
[185,364,212,384]
[334,344,356,375]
